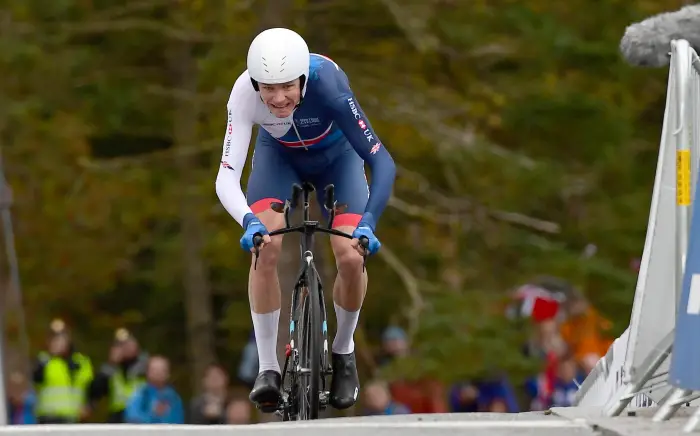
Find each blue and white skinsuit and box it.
[215,54,396,236]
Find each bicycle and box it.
[251,182,369,421]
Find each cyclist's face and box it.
[259,79,301,118]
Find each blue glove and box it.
[352,213,381,255]
[240,213,269,252]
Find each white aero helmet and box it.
[247,28,310,95]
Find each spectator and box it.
[376,326,409,367]
[225,397,252,424]
[524,374,550,411]
[124,355,184,424]
[6,371,36,425]
[474,376,520,413]
[450,377,519,413]
[88,329,148,423]
[376,325,448,414]
[488,398,508,413]
[448,382,480,413]
[524,318,567,360]
[189,363,230,424]
[551,353,585,407]
[33,319,94,424]
[389,378,448,414]
[558,293,614,374]
[362,380,410,416]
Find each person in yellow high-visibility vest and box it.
[32,319,94,424]
[88,329,148,423]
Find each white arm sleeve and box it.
[215,72,258,228]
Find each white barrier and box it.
[575,327,656,410]
[0,420,588,436]
[575,39,700,431]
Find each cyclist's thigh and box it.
[246,133,301,230]
[313,144,368,229]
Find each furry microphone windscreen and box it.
[620,5,700,67]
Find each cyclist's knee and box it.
[251,208,285,271]
[331,232,364,277]
[254,237,283,271]
[255,205,285,231]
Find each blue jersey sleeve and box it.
[321,67,396,230]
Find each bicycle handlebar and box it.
[250,183,371,271]
[252,229,369,255]
[251,230,369,272]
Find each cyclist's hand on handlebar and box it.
[251,233,272,253]
[240,213,271,253]
[351,222,381,256]
[351,236,374,257]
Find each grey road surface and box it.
[0,412,604,436]
[552,405,700,436]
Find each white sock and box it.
[332,302,360,355]
[251,309,281,373]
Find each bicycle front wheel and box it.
[297,265,321,420]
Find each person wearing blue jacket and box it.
[124,355,183,424]
[6,371,37,425]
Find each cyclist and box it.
[215,28,397,412]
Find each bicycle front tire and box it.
[297,265,321,420]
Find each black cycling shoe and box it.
[249,370,282,412]
[329,352,360,409]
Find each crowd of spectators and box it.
[4,276,615,424]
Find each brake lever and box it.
[253,234,263,270]
[359,237,369,272]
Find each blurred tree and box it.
[167,1,216,394]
